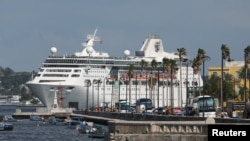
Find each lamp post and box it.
[103,77,106,112]
[92,80,94,111]
[202,56,210,117]
[85,80,91,113]
[126,76,128,113]
[136,71,138,101]
[97,79,101,111]
[157,67,160,109]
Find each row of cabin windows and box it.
[44,69,81,73]
[42,74,80,77]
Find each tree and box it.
[128,64,134,105]
[204,73,235,102]
[192,57,201,97]
[244,46,250,102]
[167,59,178,112]
[192,49,206,97]
[140,59,148,100]
[162,57,171,107]
[149,59,157,102]
[221,44,231,109]
[237,67,250,101]
[176,48,187,107]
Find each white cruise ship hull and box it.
[26,29,203,110]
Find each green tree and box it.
[162,57,171,107]
[204,73,235,103]
[221,44,231,108]
[140,59,148,100]
[128,64,134,105]
[169,59,178,112]
[176,48,187,107]
[149,59,157,101]
[244,46,250,102]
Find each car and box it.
[154,107,166,115]
[173,108,182,115]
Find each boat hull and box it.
[26,80,190,110]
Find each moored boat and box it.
[2,114,17,122]
[0,122,14,131]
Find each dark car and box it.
[155,107,166,115]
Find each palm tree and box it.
[244,46,250,102]
[140,59,148,99]
[150,59,157,104]
[176,48,186,108]
[196,48,207,96]
[221,44,230,109]
[192,49,203,96]
[169,59,178,113]
[196,48,210,117]
[162,57,171,107]
[192,57,201,97]
[128,64,134,106]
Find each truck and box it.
[226,100,245,118]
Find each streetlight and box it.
[157,67,160,109]
[103,77,106,112]
[202,56,210,117]
[85,80,91,114]
[97,79,102,111]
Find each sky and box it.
[0,0,250,73]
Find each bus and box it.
[114,100,131,113]
[191,95,217,117]
[136,98,153,113]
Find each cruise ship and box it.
[26,29,203,110]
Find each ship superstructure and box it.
[26,29,202,110]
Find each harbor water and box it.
[0,105,108,141]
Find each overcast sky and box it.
[0,0,250,73]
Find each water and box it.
[0,105,108,141]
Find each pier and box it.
[73,111,250,141]
[13,109,250,141]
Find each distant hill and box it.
[0,66,34,102]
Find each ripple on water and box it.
[0,119,107,141]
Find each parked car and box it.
[173,108,182,115]
[154,107,166,115]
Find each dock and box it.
[12,108,250,141]
[12,107,75,119]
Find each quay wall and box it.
[13,109,250,141]
[73,111,250,141]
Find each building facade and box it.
[208,61,247,101]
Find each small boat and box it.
[67,120,82,129]
[48,116,65,125]
[2,115,17,122]
[88,125,105,138]
[30,115,42,121]
[0,122,14,131]
[76,124,91,134]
